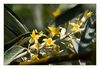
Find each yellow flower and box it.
[43,38,56,47]
[31,30,40,40]
[32,55,39,60]
[29,30,43,43]
[52,9,61,17]
[84,10,93,17]
[81,10,93,23]
[69,22,81,32]
[48,26,60,37]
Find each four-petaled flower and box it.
[48,26,60,37]
[69,22,81,32]
[43,38,56,47]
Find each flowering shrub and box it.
[17,10,94,64]
[4,4,96,65]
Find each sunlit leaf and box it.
[4,46,25,65]
[4,5,29,43]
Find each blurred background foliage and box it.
[6,4,59,31]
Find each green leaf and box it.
[4,5,29,40]
[4,32,30,51]
[4,26,17,43]
[4,45,25,65]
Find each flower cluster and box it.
[20,10,93,64]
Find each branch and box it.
[19,50,94,65]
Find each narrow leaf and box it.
[4,5,29,36]
[4,32,30,51]
[4,45,25,65]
